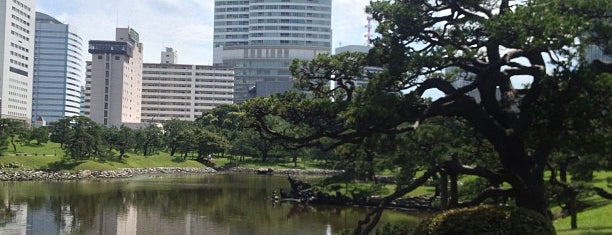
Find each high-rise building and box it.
[141,49,234,122]
[161,47,177,64]
[32,12,85,124]
[0,0,36,122]
[213,0,332,103]
[86,28,143,126]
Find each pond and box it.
[0,174,422,235]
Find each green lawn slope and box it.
[554,171,612,234]
[0,142,204,171]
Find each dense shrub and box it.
[413,205,555,235]
[375,223,413,235]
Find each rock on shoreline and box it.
[0,167,216,181]
[0,167,343,181]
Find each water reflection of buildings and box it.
[0,203,73,235]
[1,201,237,235]
[0,204,28,235]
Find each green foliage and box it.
[240,0,612,223]
[162,119,195,156]
[414,205,555,235]
[49,117,73,148]
[339,223,414,235]
[0,119,28,153]
[102,125,135,158]
[29,126,50,145]
[62,116,103,160]
[457,177,488,201]
[374,223,413,235]
[134,124,163,156]
[194,128,229,159]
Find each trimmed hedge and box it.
[414,205,555,235]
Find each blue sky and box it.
[37,0,372,65]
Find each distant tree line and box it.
[0,104,320,165]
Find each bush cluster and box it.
[413,205,555,235]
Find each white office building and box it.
[213,0,332,103]
[141,48,234,122]
[32,12,85,124]
[0,0,36,122]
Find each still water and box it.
[0,174,421,235]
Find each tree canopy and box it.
[243,0,611,233]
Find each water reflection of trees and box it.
[0,176,419,234]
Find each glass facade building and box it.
[32,12,85,123]
[213,0,332,103]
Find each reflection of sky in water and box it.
[0,175,422,235]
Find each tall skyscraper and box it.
[32,12,85,124]
[141,49,234,122]
[0,0,36,122]
[213,0,332,103]
[87,28,143,126]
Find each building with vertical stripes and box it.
[32,12,85,124]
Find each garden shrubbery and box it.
[413,205,555,235]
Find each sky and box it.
[37,0,373,65]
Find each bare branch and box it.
[353,166,441,235]
[516,51,547,133]
[592,187,612,200]
[415,78,457,96]
[443,161,514,186]
[459,187,515,207]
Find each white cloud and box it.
[37,0,372,63]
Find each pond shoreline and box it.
[0,166,342,181]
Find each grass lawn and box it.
[554,171,612,234]
[211,155,330,170]
[555,202,612,235]
[1,142,205,171]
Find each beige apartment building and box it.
[141,48,234,122]
[86,28,143,126]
